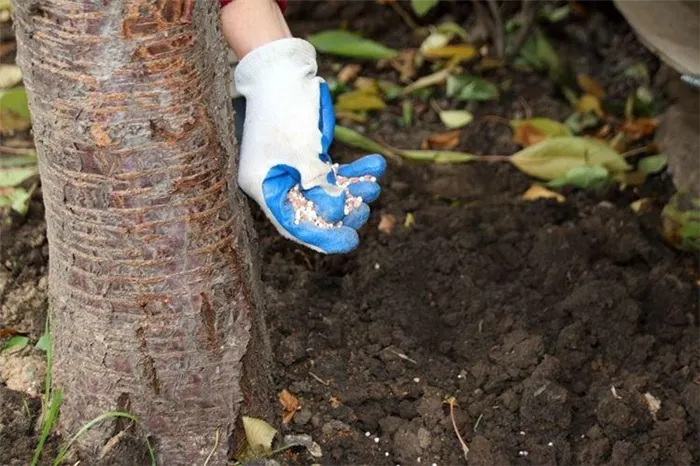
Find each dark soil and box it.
[2,1,699,466]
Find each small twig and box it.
[388,1,425,36]
[473,412,484,432]
[203,429,220,466]
[445,396,469,460]
[471,0,495,40]
[308,371,330,386]
[518,96,532,119]
[486,0,505,58]
[620,146,650,158]
[0,145,36,156]
[388,347,418,365]
[506,0,536,62]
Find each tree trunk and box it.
[12,1,272,464]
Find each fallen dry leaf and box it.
[337,64,362,84]
[521,185,565,203]
[512,123,548,147]
[622,117,657,141]
[354,77,380,93]
[577,94,604,117]
[279,389,301,424]
[378,213,397,235]
[421,129,460,150]
[329,396,342,408]
[388,49,418,82]
[576,74,606,99]
[643,392,661,420]
[423,44,478,61]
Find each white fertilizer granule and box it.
[286,167,377,227]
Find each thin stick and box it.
[446,397,469,460]
[486,0,505,58]
[388,1,424,35]
[203,429,220,466]
[0,145,36,155]
[506,0,536,62]
[620,146,650,158]
[309,371,330,386]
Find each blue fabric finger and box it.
[342,203,370,230]
[304,184,346,223]
[292,223,360,254]
[318,82,336,156]
[346,181,381,204]
[337,154,387,178]
[261,165,359,254]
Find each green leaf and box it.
[564,111,600,134]
[440,110,473,129]
[401,100,413,126]
[661,190,700,251]
[378,80,404,100]
[0,152,37,168]
[517,28,565,83]
[539,5,571,23]
[35,334,50,352]
[435,22,469,41]
[335,91,386,112]
[307,30,397,59]
[2,335,29,350]
[446,75,499,101]
[509,136,631,181]
[0,187,32,216]
[547,166,610,189]
[623,63,650,83]
[411,0,440,17]
[242,416,277,454]
[510,117,573,137]
[334,125,397,158]
[400,149,475,163]
[0,166,37,187]
[32,390,62,466]
[0,87,31,119]
[638,154,667,174]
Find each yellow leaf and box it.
[510,136,631,181]
[0,65,22,89]
[576,74,606,99]
[402,69,450,95]
[439,110,473,129]
[510,118,573,147]
[242,416,277,453]
[335,91,386,112]
[577,94,604,117]
[423,45,477,61]
[521,185,565,203]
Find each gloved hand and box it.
[234,38,386,254]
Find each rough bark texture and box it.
[12,1,272,464]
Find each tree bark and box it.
[12,1,272,464]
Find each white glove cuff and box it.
[234,38,318,95]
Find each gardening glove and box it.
[234,38,386,254]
